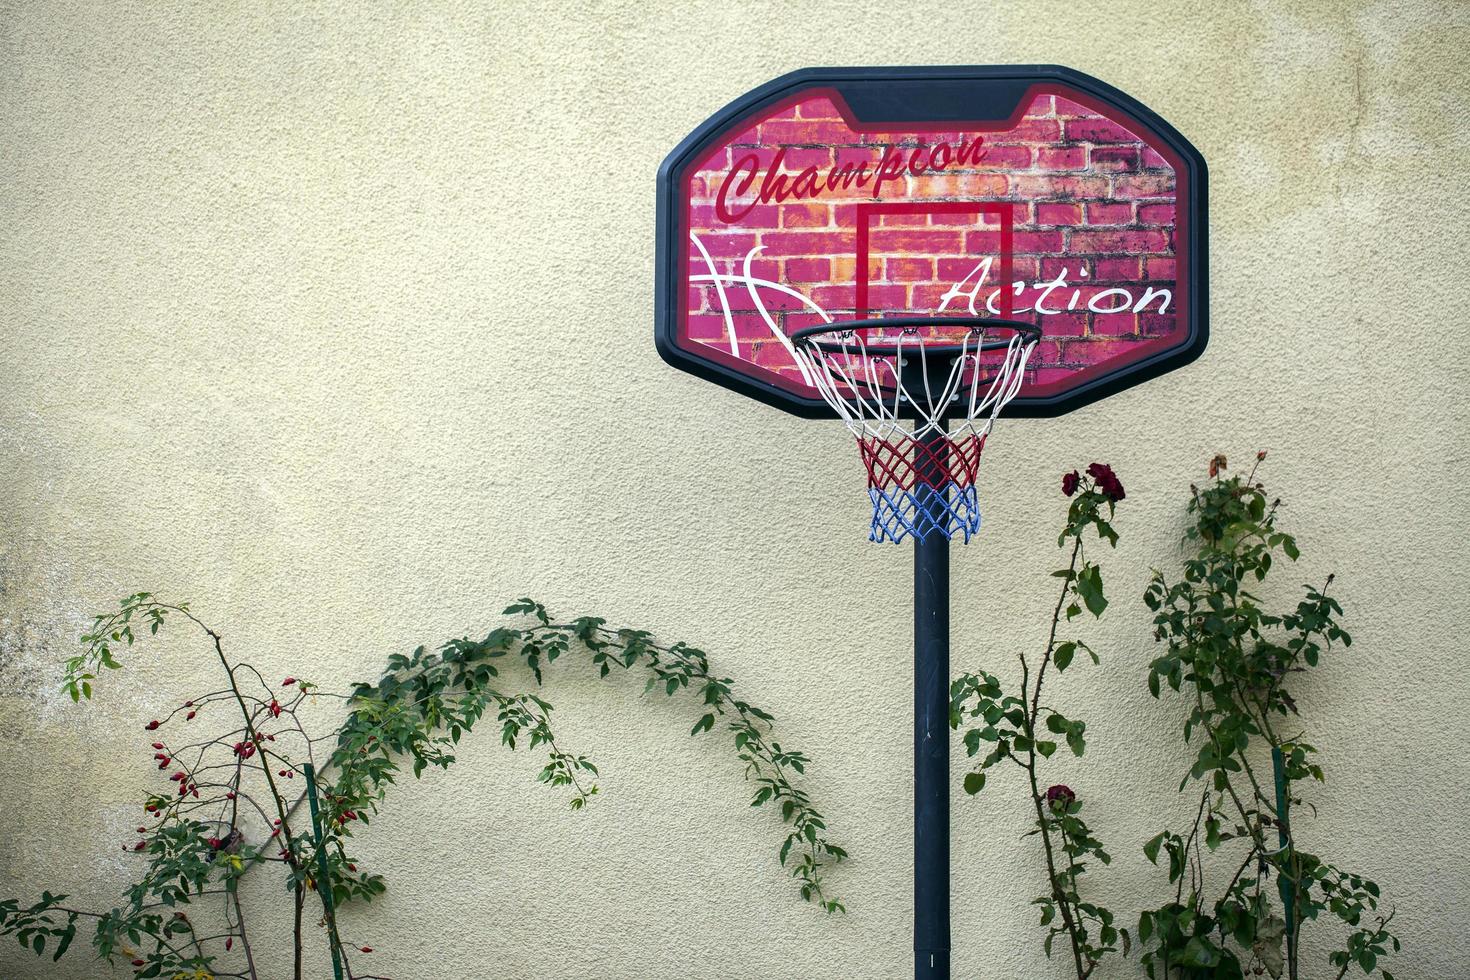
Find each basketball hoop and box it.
[791,317,1041,544]
[659,67,1207,979]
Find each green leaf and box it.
[690,713,715,736]
[1053,642,1076,672]
[1076,565,1108,617]
[52,922,74,961]
[963,772,986,795]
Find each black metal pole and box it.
[913,417,951,980]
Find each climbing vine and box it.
[0,595,845,979]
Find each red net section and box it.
[858,433,986,491]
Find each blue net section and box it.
[868,484,982,544]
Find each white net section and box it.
[791,325,1037,444]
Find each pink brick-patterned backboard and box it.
[656,67,1207,418]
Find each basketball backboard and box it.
[655,65,1207,417]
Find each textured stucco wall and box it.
[3,2,1468,978]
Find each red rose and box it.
[1062,470,1080,497]
[1086,462,1125,502]
[1045,784,1076,812]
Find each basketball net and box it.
[792,324,1038,544]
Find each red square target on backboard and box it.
[854,202,1014,321]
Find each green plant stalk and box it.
[1272,745,1296,980]
[1024,532,1090,980]
[954,470,1125,978]
[176,605,310,978]
[304,764,345,980]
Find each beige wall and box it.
[3,2,1468,977]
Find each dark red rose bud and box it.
[134,841,146,851]
[137,826,146,833]
[360,947,373,953]
[347,863,357,872]
[226,791,236,800]
[151,742,164,750]
[132,959,146,967]
[145,720,160,731]
[282,677,296,686]
[186,711,197,721]
[170,772,186,781]
[226,937,233,951]
[1257,450,1267,461]
[183,701,193,708]
[1045,784,1076,811]
[269,700,282,718]
[1062,470,1080,497]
